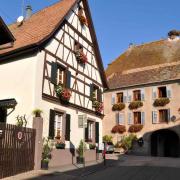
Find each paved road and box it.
[26,155,180,180]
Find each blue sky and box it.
[0,0,180,68]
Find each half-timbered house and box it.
[0,0,107,157]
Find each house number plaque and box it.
[17,131,23,140]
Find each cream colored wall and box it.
[0,53,38,127]
[103,82,180,143]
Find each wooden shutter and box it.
[167,86,172,98]
[141,112,145,125]
[152,111,158,124]
[66,70,71,89]
[128,112,133,125]
[51,62,58,85]
[65,114,71,141]
[97,89,102,102]
[152,87,157,99]
[95,122,99,143]
[119,113,124,125]
[85,122,89,141]
[111,94,115,105]
[49,109,55,139]
[90,84,94,99]
[141,89,145,101]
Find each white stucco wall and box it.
[0,53,38,127]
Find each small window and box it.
[133,90,141,101]
[92,85,99,101]
[74,41,83,52]
[57,65,66,86]
[134,112,141,124]
[159,110,168,123]
[78,6,83,16]
[85,120,94,142]
[54,113,63,139]
[158,87,167,98]
[117,92,123,103]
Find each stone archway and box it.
[151,129,180,157]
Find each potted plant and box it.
[41,138,52,170]
[153,97,170,107]
[75,50,88,64]
[89,143,96,150]
[112,103,125,111]
[129,101,143,110]
[32,108,43,117]
[103,135,113,143]
[76,140,87,164]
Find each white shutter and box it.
[141,89,145,101]
[128,112,133,125]
[141,112,145,125]
[152,87,157,99]
[116,113,119,125]
[111,94,115,105]
[152,111,158,124]
[123,91,127,103]
[127,90,132,102]
[167,86,172,98]
[119,113,124,125]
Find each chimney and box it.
[25,5,32,20]
[168,30,180,40]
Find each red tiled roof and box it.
[106,39,180,77]
[0,0,76,57]
[106,38,180,89]
[108,63,180,89]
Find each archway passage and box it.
[151,129,180,157]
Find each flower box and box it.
[92,100,103,114]
[129,101,143,110]
[112,103,125,111]
[128,124,143,133]
[78,15,87,26]
[56,143,65,149]
[75,50,88,64]
[153,98,170,107]
[55,84,71,103]
[111,125,126,134]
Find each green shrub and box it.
[103,135,113,143]
[121,134,137,151]
[129,101,143,110]
[77,140,87,158]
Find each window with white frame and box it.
[54,113,63,139]
[88,121,93,141]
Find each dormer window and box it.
[0,17,15,49]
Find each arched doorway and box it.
[151,129,180,157]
